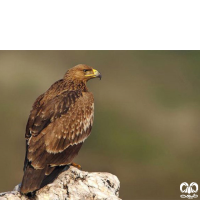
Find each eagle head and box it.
[65,64,102,81]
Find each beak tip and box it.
[98,73,102,80]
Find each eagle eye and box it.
[83,69,88,72]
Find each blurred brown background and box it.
[0,51,200,199]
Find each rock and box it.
[0,166,121,200]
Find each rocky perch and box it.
[0,166,121,200]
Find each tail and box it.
[20,164,46,194]
[20,164,69,194]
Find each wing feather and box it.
[27,91,81,137]
[26,91,94,169]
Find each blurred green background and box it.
[0,51,200,199]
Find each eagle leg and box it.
[71,162,82,170]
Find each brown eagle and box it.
[20,64,101,194]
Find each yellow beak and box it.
[92,69,102,80]
[85,69,102,80]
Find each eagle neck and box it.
[64,79,88,92]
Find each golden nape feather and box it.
[20,64,101,194]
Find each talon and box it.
[71,162,82,170]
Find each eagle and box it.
[20,64,101,194]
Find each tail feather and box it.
[20,164,46,194]
[20,164,69,194]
